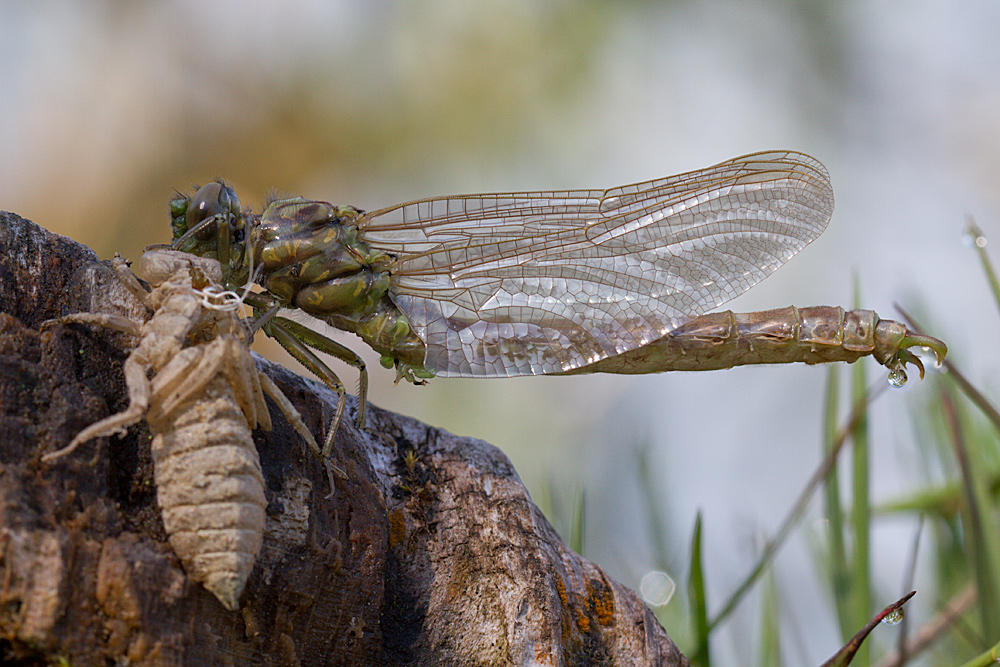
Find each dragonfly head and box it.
[170,181,251,288]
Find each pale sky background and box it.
[3,1,998,663]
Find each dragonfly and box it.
[168,150,946,454]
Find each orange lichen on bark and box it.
[588,576,616,627]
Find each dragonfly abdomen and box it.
[566,306,942,376]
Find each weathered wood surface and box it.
[0,211,687,666]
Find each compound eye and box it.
[186,181,242,233]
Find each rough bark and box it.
[0,211,688,666]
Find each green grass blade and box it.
[758,571,782,667]
[706,383,885,637]
[874,482,963,517]
[849,356,872,631]
[569,486,585,555]
[536,473,554,524]
[633,442,688,641]
[955,636,1000,667]
[939,383,1000,642]
[965,218,1000,317]
[893,518,923,663]
[822,364,852,637]
[849,283,872,663]
[635,443,671,571]
[688,512,711,667]
[897,306,1000,436]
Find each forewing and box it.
[359,150,834,377]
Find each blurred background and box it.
[2,1,998,663]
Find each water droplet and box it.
[888,368,908,388]
[882,608,904,626]
[962,228,988,248]
[640,571,676,607]
[910,346,945,372]
[923,347,945,370]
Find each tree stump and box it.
[0,211,688,666]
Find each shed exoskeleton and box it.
[42,249,320,610]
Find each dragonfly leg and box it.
[272,317,369,425]
[242,292,370,451]
[263,320,351,458]
[107,254,158,308]
[264,318,399,457]
[40,312,143,338]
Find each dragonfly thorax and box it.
[251,195,430,375]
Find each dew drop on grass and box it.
[962,228,987,248]
[888,368,908,388]
[881,608,904,626]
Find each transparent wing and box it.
[358,150,834,377]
